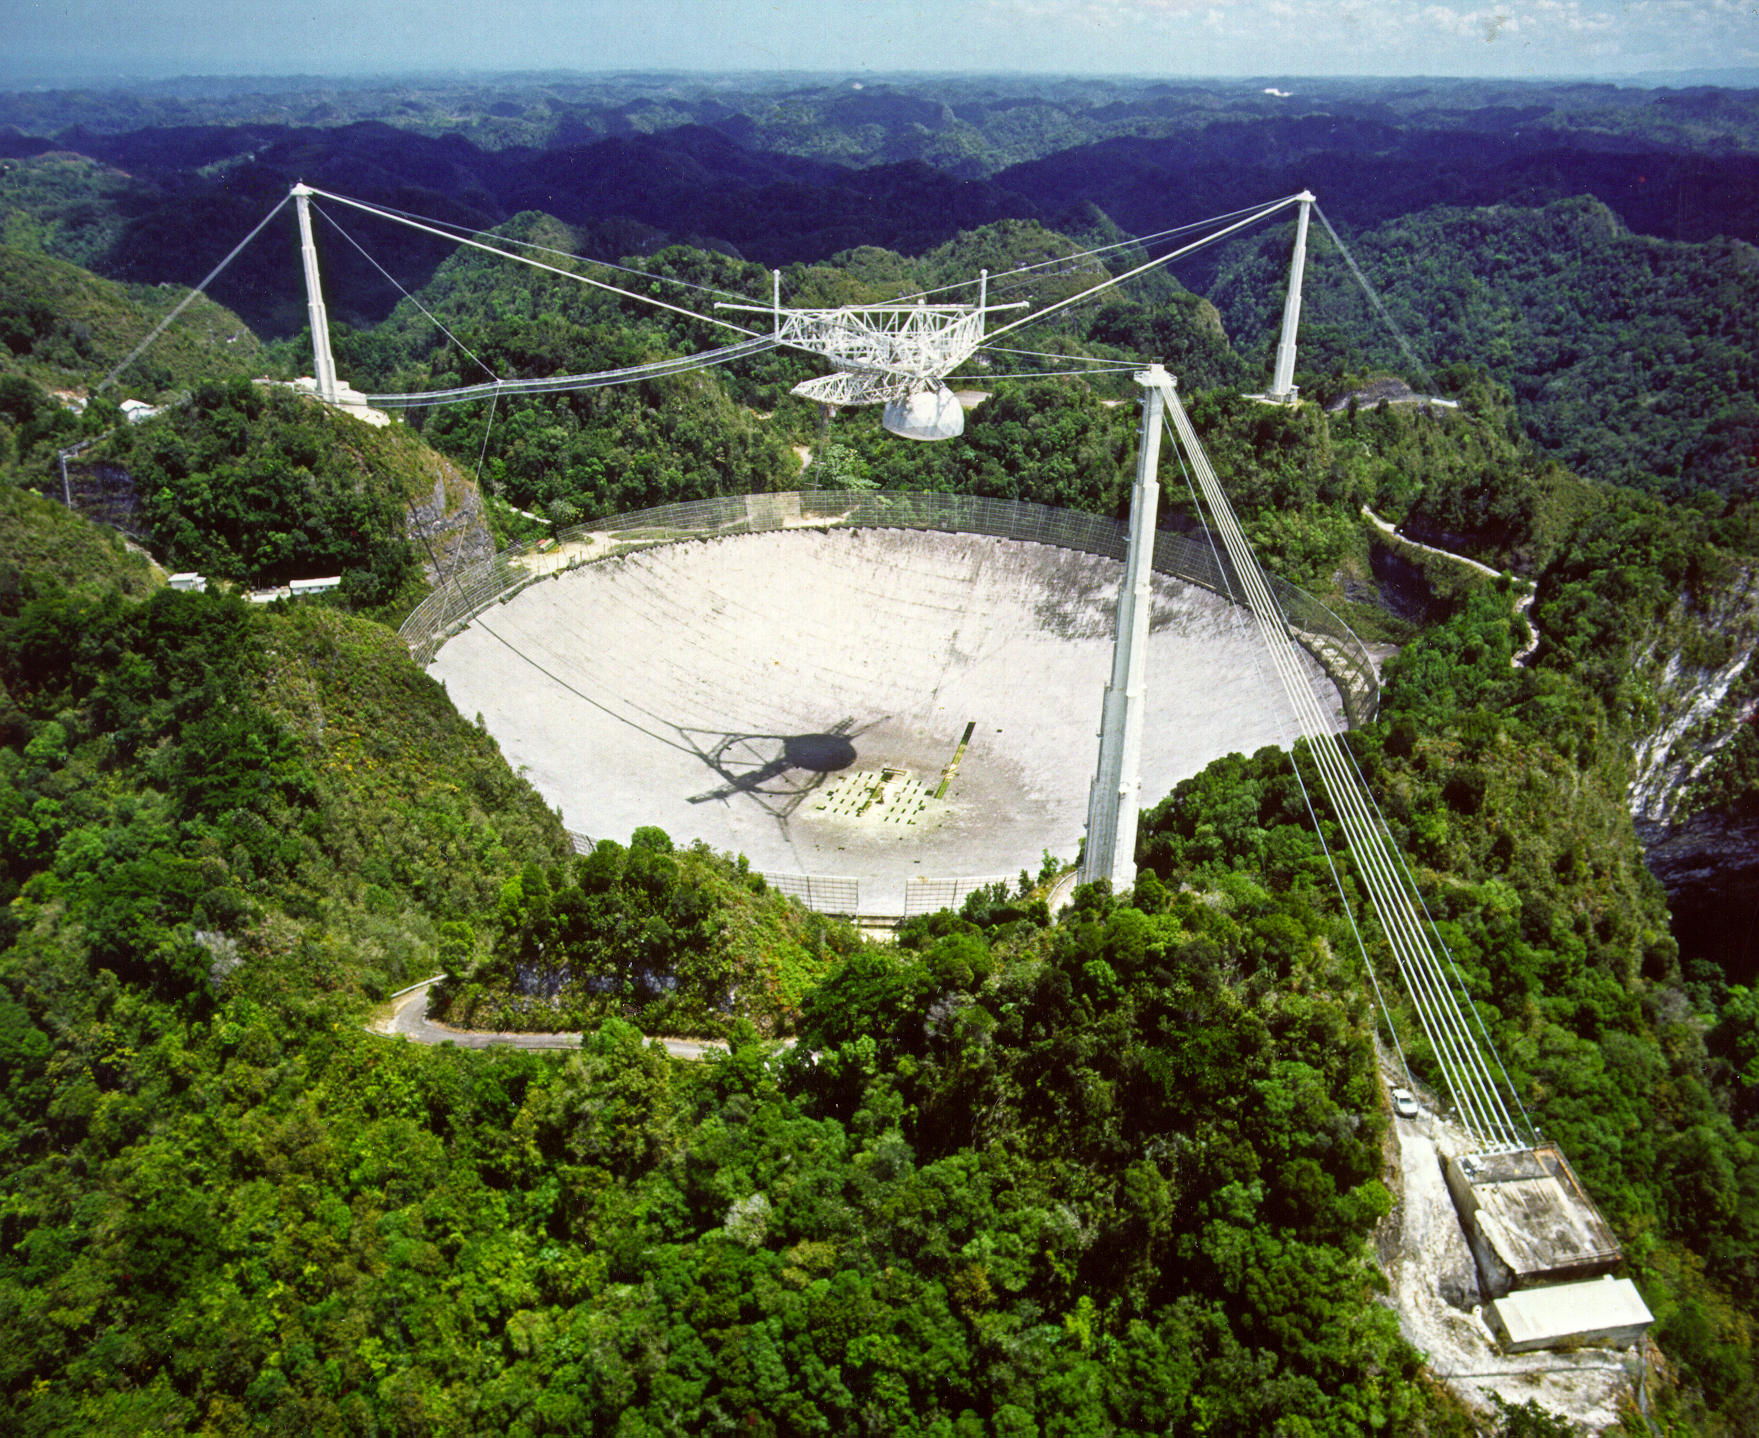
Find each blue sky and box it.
[3,0,1756,84]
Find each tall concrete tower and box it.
[1266,191,1316,405]
[1080,362,1171,891]
[291,183,340,404]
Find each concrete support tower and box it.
[292,183,340,404]
[1267,191,1316,405]
[1080,362,1170,891]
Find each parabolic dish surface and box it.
[432,527,1344,911]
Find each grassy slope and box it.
[247,600,571,997]
[0,243,265,399]
[0,153,142,270]
[0,482,161,600]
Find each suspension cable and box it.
[982,344,1133,364]
[893,196,1310,305]
[98,193,292,392]
[1160,377,1526,1148]
[314,200,501,384]
[982,196,1301,347]
[965,364,1137,380]
[1312,205,1438,395]
[301,186,762,340]
[312,191,765,305]
[363,335,778,407]
[1334,731,1537,1137]
[472,388,501,495]
[1168,435,1415,1089]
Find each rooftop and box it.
[1447,1146,1622,1295]
[1487,1276,1653,1354]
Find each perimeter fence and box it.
[903,875,1016,919]
[548,860,1021,923]
[764,873,861,914]
[401,489,1378,728]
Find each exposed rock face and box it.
[1629,653,1759,832]
[404,451,494,583]
[1325,376,1419,411]
[62,460,148,538]
[1623,569,1759,982]
[1637,808,1759,986]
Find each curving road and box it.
[1361,506,1539,666]
[370,981,728,1059]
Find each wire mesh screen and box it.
[902,876,1015,919]
[763,873,861,914]
[400,490,1378,726]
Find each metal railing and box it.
[400,490,1378,727]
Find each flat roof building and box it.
[1486,1276,1653,1354]
[1445,1145,1621,1298]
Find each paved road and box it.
[1361,505,1501,578]
[371,981,728,1059]
[1361,506,1539,665]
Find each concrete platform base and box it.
[1445,1146,1622,1298]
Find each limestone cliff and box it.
[1626,568,1759,830]
[1621,568,1759,982]
[401,443,495,583]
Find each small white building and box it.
[120,399,163,424]
[1486,1276,1654,1354]
[168,572,207,593]
[289,576,342,597]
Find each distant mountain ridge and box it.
[5,87,1757,346]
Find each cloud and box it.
[1423,7,1519,40]
[979,0,1248,22]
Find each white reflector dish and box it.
[883,384,964,442]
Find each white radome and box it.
[882,384,965,441]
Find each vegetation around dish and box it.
[427,830,864,1039]
[0,70,1758,1434]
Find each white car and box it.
[1391,1087,1420,1120]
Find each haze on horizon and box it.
[3,0,1757,89]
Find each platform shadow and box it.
[682,717,870,820]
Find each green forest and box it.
[1,488,1755,1429]
[3,76,1759,1429]
[1212,197,1759,501]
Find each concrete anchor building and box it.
[1445,1145,1623,1296]
[1445,1145,1652,1354]
[1485,1277,1655,1355]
